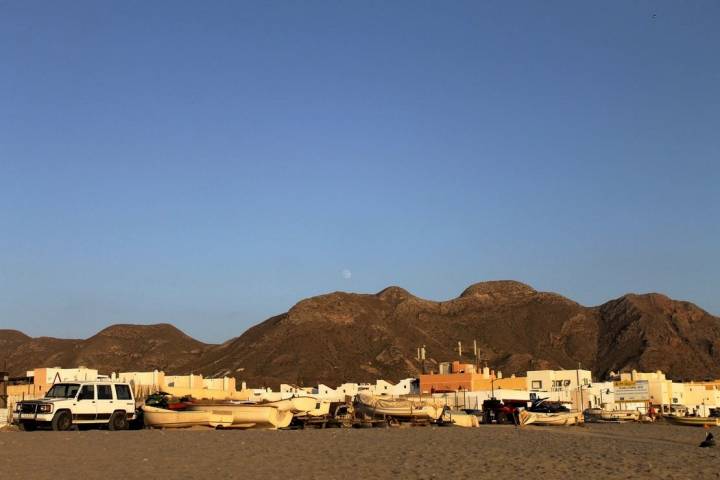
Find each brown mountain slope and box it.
[595,293,720,380]
[0,329,31,353]
[190,281,720,387]
[1,324,212,377]
[190,281,600,386]
[4,282,719,386]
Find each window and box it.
[98,385,113,400]
[46,383,80,399]
[115,384,132,400]
[531,380,542,390]
[78,385,95,401]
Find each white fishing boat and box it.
[519,410,584,426]
[355,392,444,420]
[666,415,720,427]
[142,405,233,429]
[187,402,293,429]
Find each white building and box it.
[251,379,419,403]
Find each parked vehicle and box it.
[526,398,570,413]
[481,398,527,424]
[13,381,136,431]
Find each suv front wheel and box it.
[108,411,128,431]
[19,422,37,432]
[51,411,73,431]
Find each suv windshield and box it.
[45,383,81,398]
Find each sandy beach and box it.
[2,423,718,479]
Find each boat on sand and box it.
[519,410,584,426]
[584,408,640,422]
[355,392,443,421]
[666,415,720,427]
[442,410,480,427]
[187,403,293,429]
[258,397,319,415]
[142,405,233,429]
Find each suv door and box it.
[74,384,97,421]
[114,384,135,415]
[95,384,115,420]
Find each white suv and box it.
[13,381,136,431]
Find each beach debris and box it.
[699,432,715,448]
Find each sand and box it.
[2,423,718,479]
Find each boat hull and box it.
[259,397,319,415]
[666,416,720,427]
[585,409,640,422]
[142,405,230,429]
[443,411,480,427]
[188,403,293,429]
[520,410,584,426]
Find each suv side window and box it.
[97,385,113,400]
[78,385,95,401]
[115,384,132,400]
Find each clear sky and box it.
[1,1,718,342]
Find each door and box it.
[74,384,97,421]
[114,384,135,415]
[95,384,115,421]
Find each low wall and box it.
[162,386,252,401]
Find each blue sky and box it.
[1,1,718,342]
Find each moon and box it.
[341,269,352,280]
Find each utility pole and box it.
[576,362,585,411]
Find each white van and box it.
[13,381,136,431]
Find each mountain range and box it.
[3,281,719,387]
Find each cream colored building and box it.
[676,382,720,417]
[115,370,165,390]
[527,369,592,408]
[204,376,236,392]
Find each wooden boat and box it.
[666,415,720,427]
[142,405,233,429]
[355,392,444,420]
[585,408,639,422]
[187,403,293,429]
[519,410,584,426]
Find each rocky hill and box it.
[3,281,719,386]
[0,324,211,377]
